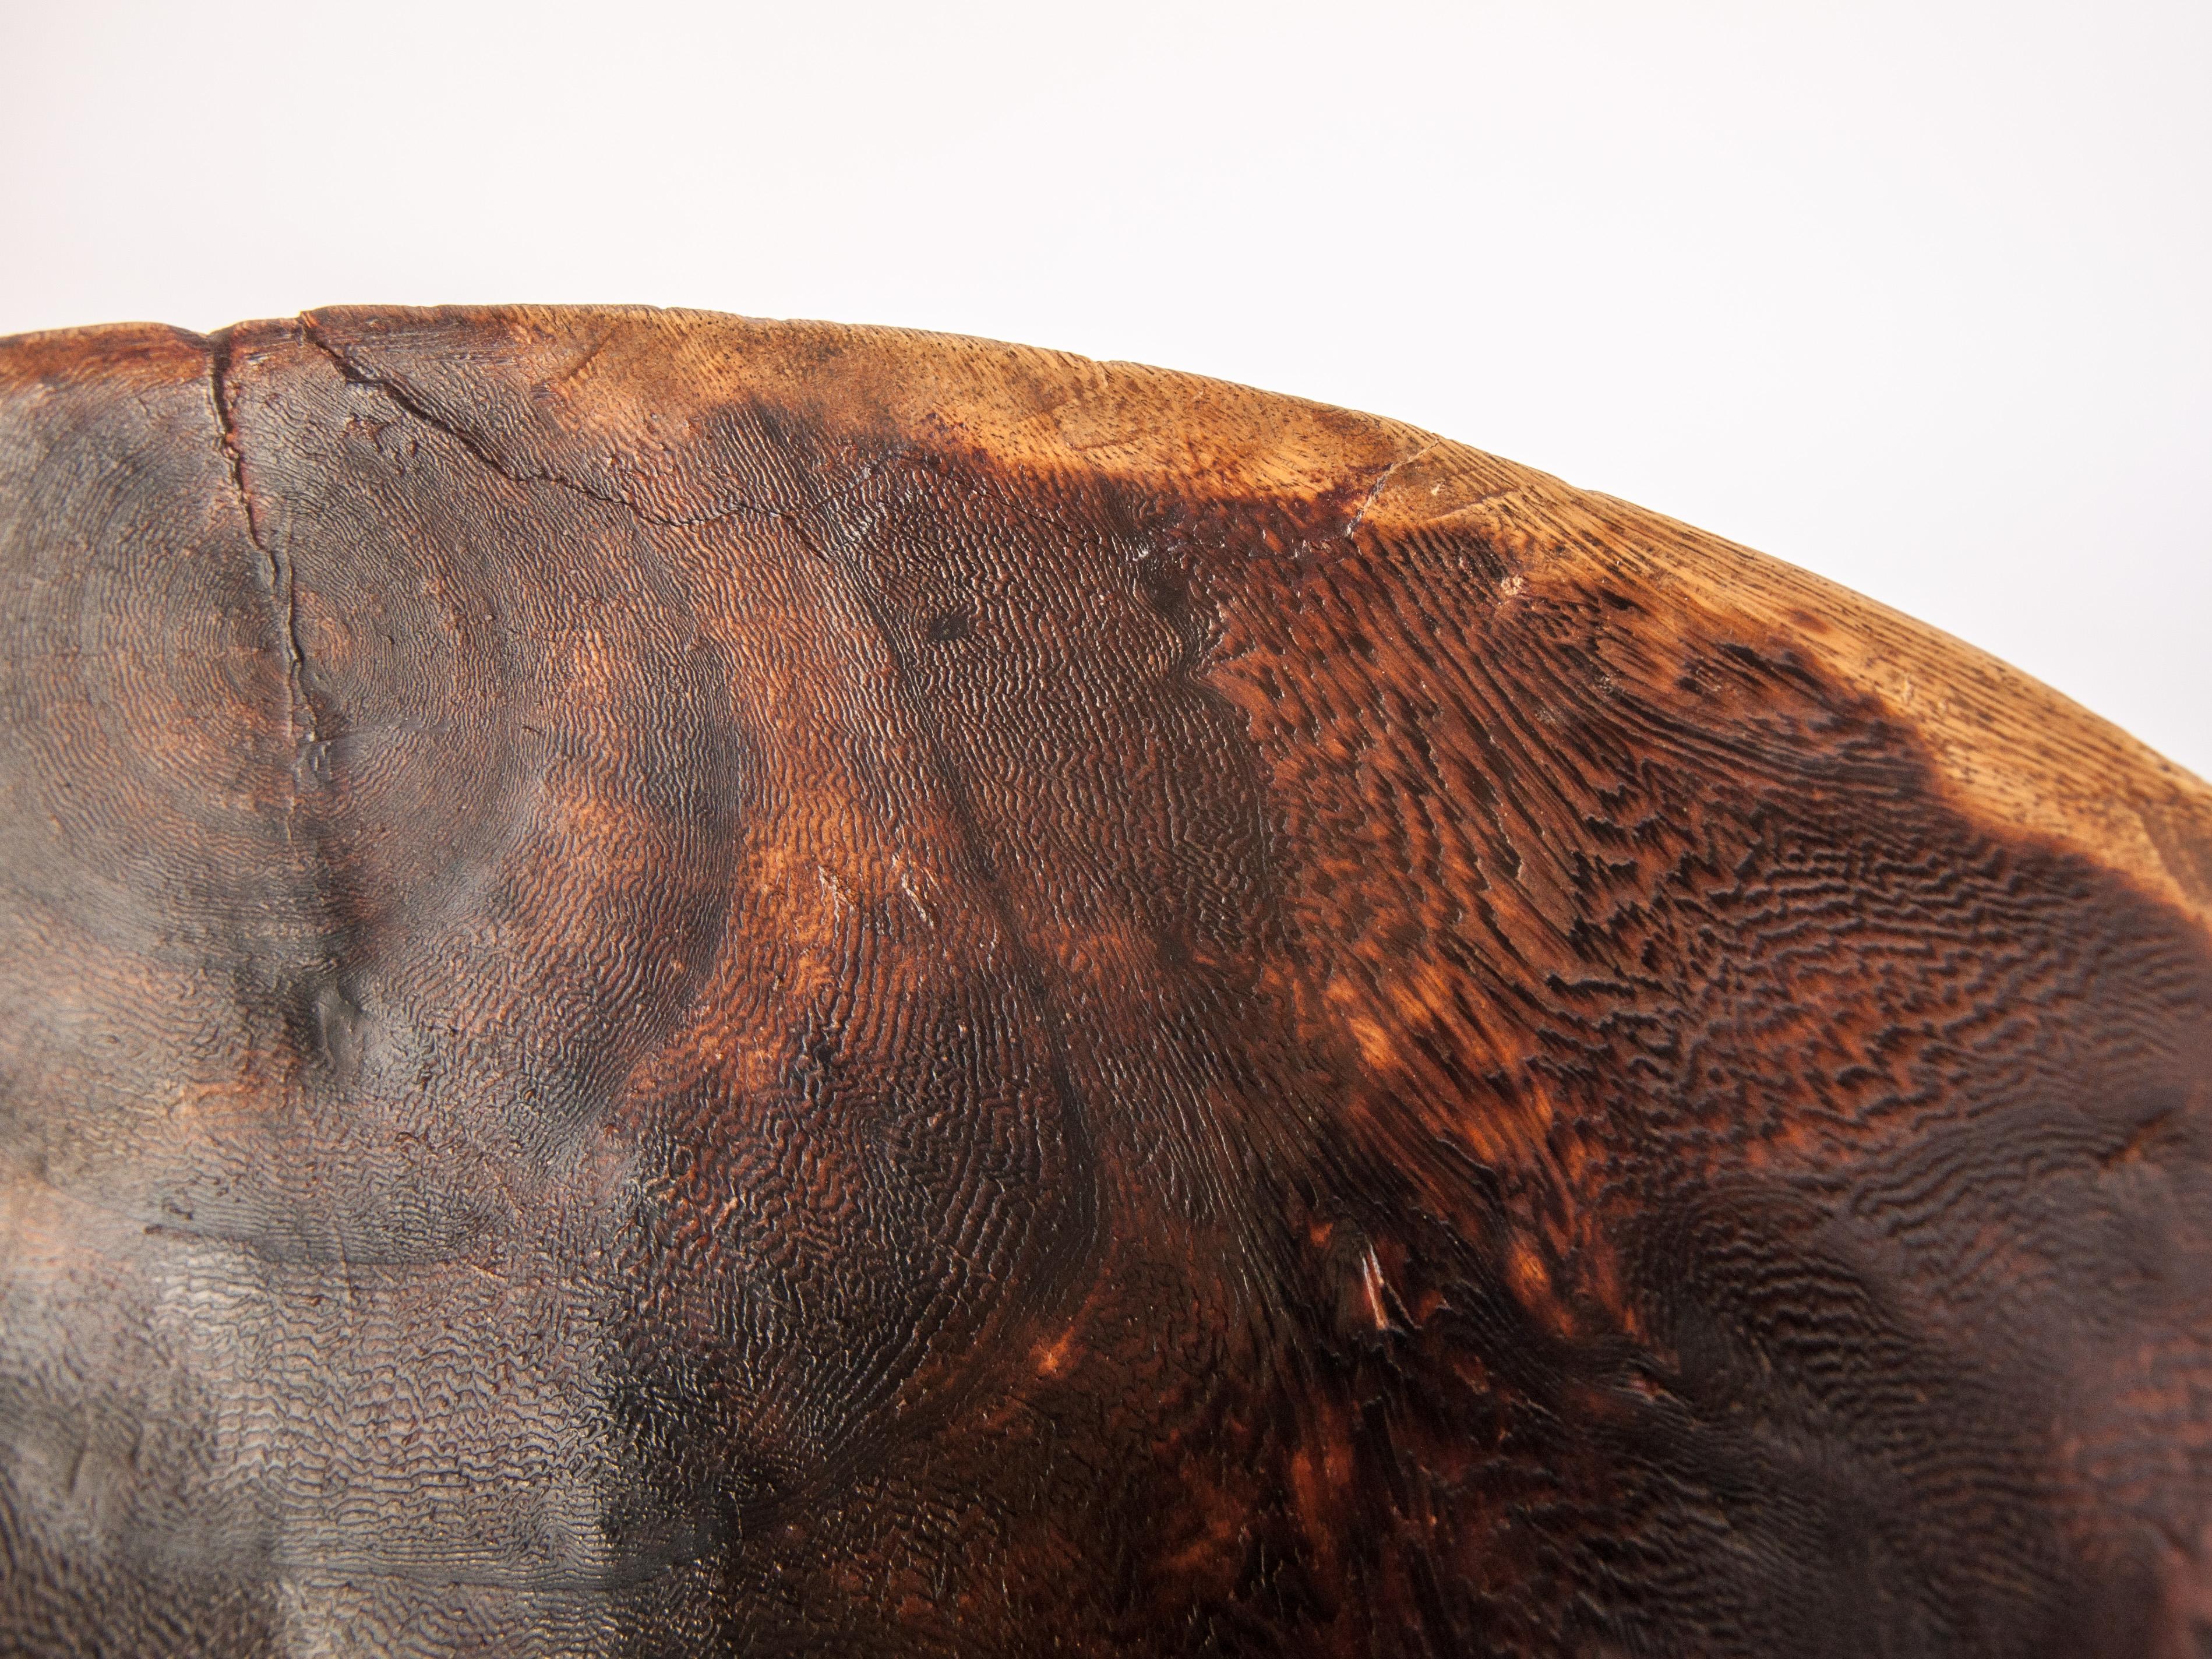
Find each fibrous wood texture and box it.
[2,306,2210,1658]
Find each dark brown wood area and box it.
[3,308,2210,1656]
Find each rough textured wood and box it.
[3,306,2210,1657]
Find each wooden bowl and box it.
[3,308,2208,1656]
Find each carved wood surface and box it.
[3,307,2210,1656]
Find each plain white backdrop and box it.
[3,0,2206,776]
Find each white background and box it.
[4,1,2206,777]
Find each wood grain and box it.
[2,306,2209,1657]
